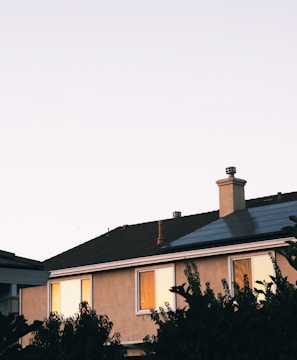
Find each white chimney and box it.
[216,167,246,217]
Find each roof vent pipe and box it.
[157,220,164,245]
[173,211,182,218]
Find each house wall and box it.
[92,267,157,343]
[275,252,297,283]
[175,255,228,308]
[20,249,297,352]
[93,256,229,344]
[20,284,48,346]
[21,284,48,322]
[20,258,229,347]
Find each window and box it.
[136,265,175,314]
[50,278,91,318]
[230,253,275,298]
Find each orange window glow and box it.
[139,271,155,310]
[51,283,60,313]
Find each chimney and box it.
[157,220,164,244]
[216,167,246,217]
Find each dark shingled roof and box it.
[44,211,219,270]
[0,250,44,270]
[44,192,297,271]
[0,250,49,287]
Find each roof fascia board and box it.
[49,237,293,278]
[0,268,50,286]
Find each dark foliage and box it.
[277,215,297,271]
[143,215,297,360]
[28,302,126,360]
[0,312,41,360]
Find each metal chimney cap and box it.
[225,166,236,177]
[173,211,182,218]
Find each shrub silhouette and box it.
[144,231,297,360]
[29,302,126,360]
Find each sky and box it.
[0,1,296,261]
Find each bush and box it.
[29,302,126,360]
[0,312,41,360]
[144,259,297,360]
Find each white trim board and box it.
[49,237,293,278]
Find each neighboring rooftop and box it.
[0,250,49,287]
[0,250,44,270]
[44,191,297,271]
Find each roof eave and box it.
[0,268,50,286]
[48,237,293,278]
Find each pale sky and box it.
[0,1,296,261]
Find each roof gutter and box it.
[49,237,293,278]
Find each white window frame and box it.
[48,275,92,317]
[135,264,176,315]
[229,251,275,298]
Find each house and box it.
[0,250,49,315]
[20,168,297,358]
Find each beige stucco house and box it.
[20,168,297,358]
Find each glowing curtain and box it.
[51,283,60,313]
[233,259,252,289]
[139,271,155,310]
[82,279,91,305]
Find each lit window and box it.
[231,253,275,298]
[50,278,91,318]
[136,266,175,313]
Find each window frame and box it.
[48,275,92,317]
[135,264,176,315]
[229,251,275,297]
